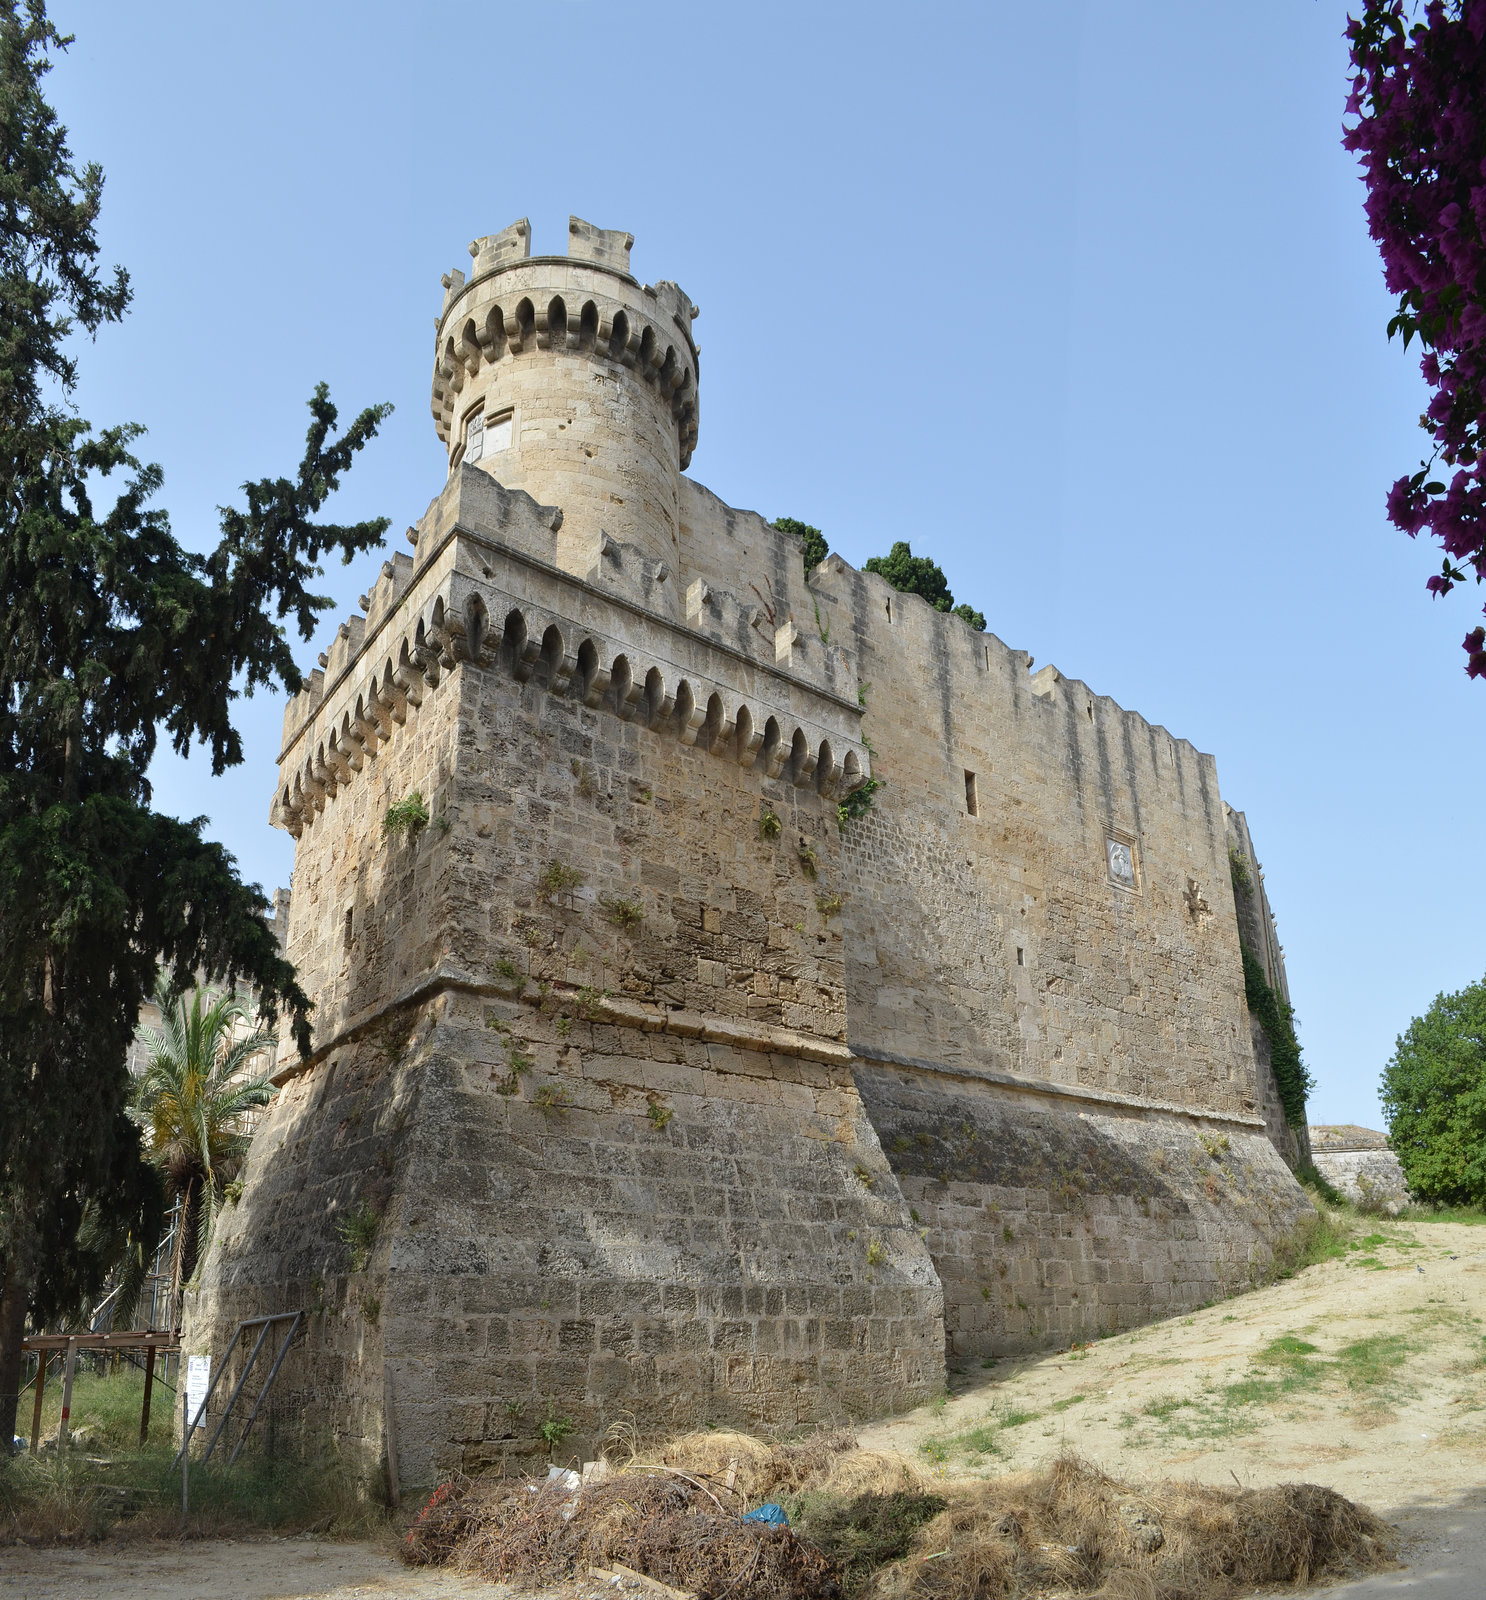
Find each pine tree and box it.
[863,541,986,631]
[0,1,391,1443]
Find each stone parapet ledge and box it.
[269,966,855,1088]
[850,1042,1269,1131]
[271,963,1261,1138]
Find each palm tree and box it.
[131,985,275,1319]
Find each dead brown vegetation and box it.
[399,1431,1396,1599]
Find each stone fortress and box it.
[187,218,1313,1486]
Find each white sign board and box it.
[185,1355,210,1434]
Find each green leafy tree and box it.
[772,516,829,576]
[1380,976,1486,1206]
[0,1,390,1444]
[864,540,986,631]
[132,986,276,1318]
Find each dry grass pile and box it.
[400,1431,1396,1599]
[402,1469,839,1599]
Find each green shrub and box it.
[1381,974,1486,1205]
[863,541,985,630]
[772,516,829,576]
[837,776,884,832]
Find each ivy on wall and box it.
[1230,851,1312,1128]
[1240,939,1312,1128]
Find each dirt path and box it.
[4,1220,1484,1597]
[0,1535,489,1600]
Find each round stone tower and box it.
[431,216,699,578]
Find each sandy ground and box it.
[4,1219,1485,1597]
[0,1536,660,1600]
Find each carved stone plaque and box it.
[1107,838,1136,889]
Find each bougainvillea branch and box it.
[1345,0,1486,678]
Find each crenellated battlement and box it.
[432,215,699,468]
[272,464,869,841]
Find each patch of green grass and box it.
[1049,1394,1085,1413]
[956,1424,1001,1455]
[1334,1333,1414,1392]
[1353,1256,1385,1270]
[1258,1334,1321,1363]
[1399,1203,1486,1225]
[1272,1194,1363,1280]
[23,1367,152,1452]
[1000,1408,1039,1428]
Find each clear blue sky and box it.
[47,1,1484,1129]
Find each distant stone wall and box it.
[1312,1149,1409,1215]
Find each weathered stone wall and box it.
[190,623,946,1481]
[1311,1149,1409,1214]
[853,1065,1309,1358]
[187,218,1313,1488]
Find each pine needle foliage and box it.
[863,540,986,631]
[0,0,390,1446]
[772,517,829,576]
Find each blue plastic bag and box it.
[742,1502,789,1527]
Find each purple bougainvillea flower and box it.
[1349,0,1486,678]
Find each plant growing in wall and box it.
[1228,847,1254,895]
[1240,944,1311,1127]
[382,791,430,843]
[598,894,644,932]
[539,859,585,898]
[758,809,782,841]
[797,839,819,880]
[538,1407,576,1449]
[837,776,885,832]
[338,1201,380,1272]
[1231,854,1311,1127]
[533,1083,570,1117]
